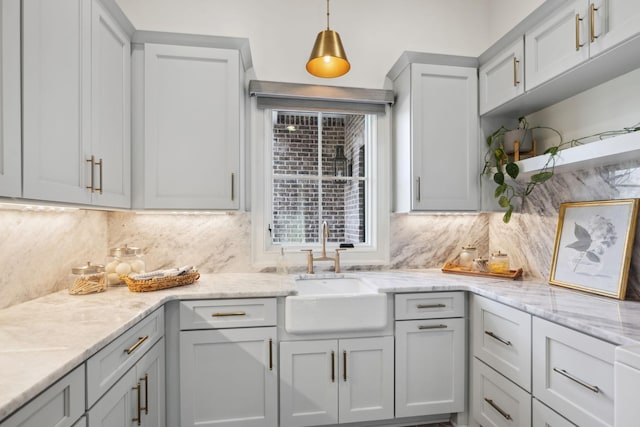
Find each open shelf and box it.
[515,130,640,179]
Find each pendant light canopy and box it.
[306,0,350,78]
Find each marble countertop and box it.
[2,269,640,421]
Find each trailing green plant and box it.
[482,118,640,223]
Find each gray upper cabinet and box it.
[0,0,21,198]
[392,59,479,212]
[22,0,132,208]
[132,37,246,210]
[479,37,524,115]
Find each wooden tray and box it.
[441,261,523,280]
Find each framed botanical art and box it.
[549,199,639,299]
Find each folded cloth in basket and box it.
[129,265,195,281]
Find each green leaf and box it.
[498,196,510,208]
[494,184,507,197]
[493,171,505,185]
[493,148,505,162]
[531,171,553,183]
[505,162,519,179]
[503,205,514,223]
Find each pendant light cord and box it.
[326,0,330,30]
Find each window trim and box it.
[250,97,390,269]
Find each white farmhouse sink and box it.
[285,276,387,334]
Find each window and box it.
[271,110,370,246]
[250,82,391,268]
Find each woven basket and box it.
[124,271,200,292]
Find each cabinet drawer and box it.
[532,317,615,427]
[394,292,464,320]
[472,358,531,427]
[0,364,85,427]
[471,295,531,391]
[532,398,576,427]
[180,298,277,330]
[86,307,164,408]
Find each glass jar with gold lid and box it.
[489,251,510,274]
[69,262,106,295]
[105,244,145,285]
[459,245,477,269]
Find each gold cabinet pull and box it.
[331,351,335,383]
[513,57,520,87]
[575,13,584,51]
[590,3,599,43]
[553,367,600,393]
[418,324,448,330]
[132,382,142,425]
[124,335,149,355]
[95,158,103,194]
[211,311,246,317]
[484,398,512,421]
[417,303,446,309]
[86,155,95,191]
[343,350,347,382]
[231,173,235,201]
[269,338,273,371]
[484,330,512,346]
[141,374,149,415]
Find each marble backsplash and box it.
[2,158,640,308]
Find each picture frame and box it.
[549,199,639,299]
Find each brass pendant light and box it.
[306,0,350,78]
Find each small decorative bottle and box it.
[459,245,477,269]
[489,251,510,274]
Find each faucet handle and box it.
[301,249,314,274]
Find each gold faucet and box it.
[303,221,345,273]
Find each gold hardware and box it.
[303,221,345,273]
[417,303,446,309]
[513,57,520,87]
[575,13,584,51]
[141,374,148,415]
[590,3,599,43]
[86,156,95,192]
[269,338,273,371]
[343,350,347,382]
[484,398,512,421]
[416,177,421,202]
[132,382,142,425]
[211,311,246,317]
[484,330,512,346]
[95,158,103,194]
[331,351,335,382]
[553,367,600,393]
[125,336,149,355]
[231,173,235,201]
[418,324,448,330]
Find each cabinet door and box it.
[0,365,84,427]
[144,43,240,209]
[87,368,137,427]
[137,338,165,427]
[90,0,131,208]
[280,340,338,427]
[479,37,525,114]
[396,318,465,418]
[472,358,531,427]
[22,0,92,204]
[338,336,394,424]
[0,0,21,197]
[525,0,590,91]
[180,327,277,427]
[411,63,478,211]
[590,0,640,56]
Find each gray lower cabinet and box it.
[87,338,165,427]
[178,299,278,427]
[0,365,85,427]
